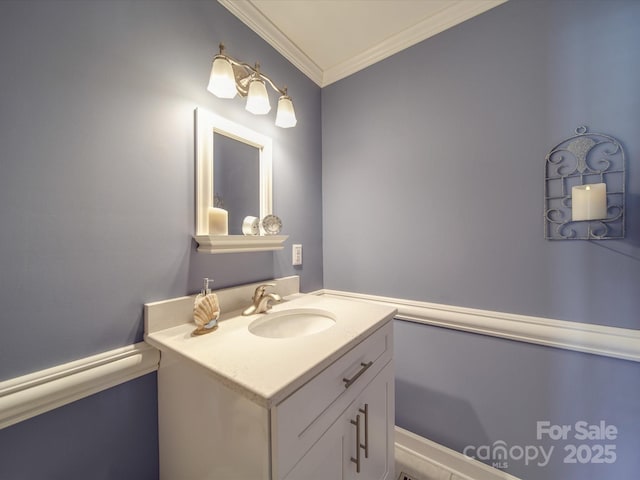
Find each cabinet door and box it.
[284,361,395,480]
[273,322,393,478]
[344,361,395,480]
[282,413,348,480]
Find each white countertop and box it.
[145,292,396,408]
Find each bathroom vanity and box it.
[144,276,396,479]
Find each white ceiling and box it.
[218,0,507,87]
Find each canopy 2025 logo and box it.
[463,420,618,469]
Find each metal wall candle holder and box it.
[544,126,625,240]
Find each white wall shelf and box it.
[194,234,288,254]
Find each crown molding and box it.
[218,0,324,86]
[218,0,506,87]
[323,0,507,86]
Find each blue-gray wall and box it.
[0,375,159,480]
[3,0,639,478]
[322,0,639,478]
[0,0,322,477]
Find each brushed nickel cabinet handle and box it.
[343,361,373,389]
[350,414,361,473]
[359,403,369,458]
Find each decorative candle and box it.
[572,183,607,221]
[208,207,228,235]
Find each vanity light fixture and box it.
[207,44,297,128]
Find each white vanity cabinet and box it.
[155,320,394,480]
[280,362,394,480]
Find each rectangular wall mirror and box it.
[194,107,287,253]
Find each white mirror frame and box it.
[194,107,287,253]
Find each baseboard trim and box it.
[0,342,159,430]
[320,290,640,363]
[395,426,521,480]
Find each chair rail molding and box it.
[320,290,640,363]
[0,342,159,430]
[2,286,638,430]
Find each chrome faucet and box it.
[242,283,282,315]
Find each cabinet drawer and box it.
[272,321,393,479]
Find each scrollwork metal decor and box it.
[544,126,625,240]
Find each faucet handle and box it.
[253,283,276,300]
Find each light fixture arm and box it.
[217,44,287,97]
[257,70,288,97]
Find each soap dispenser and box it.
[192,278,220,336]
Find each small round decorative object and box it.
[242,216,260,236]
[261,214,282,235]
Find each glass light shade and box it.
[275,95,297,128]
[245,78,271,114]
[207,56,237,99]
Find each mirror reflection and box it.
[213,133,260,235]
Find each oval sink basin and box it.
[248,308,336,338]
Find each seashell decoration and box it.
[192,293,221,336]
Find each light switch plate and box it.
[292,244,302,266]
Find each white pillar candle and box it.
[208,207,228,235]
[572,183,607,221]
